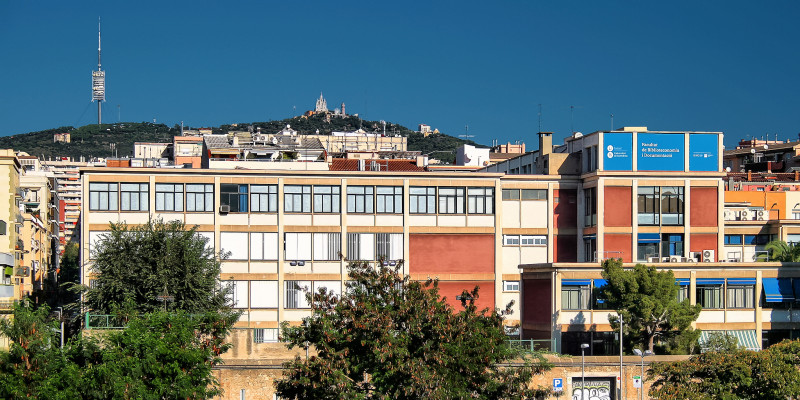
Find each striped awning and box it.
[700,330,760,352]
[675,278,691,286]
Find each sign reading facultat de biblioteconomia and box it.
[603,132,719,172]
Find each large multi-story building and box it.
[0,150,22,348]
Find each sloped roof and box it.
[203,135,229,149]
[329,159,425,172]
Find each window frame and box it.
[438,187,465,214]
[284,185,312,213]
[250,185,278,213]
[561,285,590,310]
[220,183,249,213]
[185,183,214,212]
[696,284,724,309]
[346,186,374,214]
[726,285,754,309]
[467,187,494,214]
[155,183,184,212]
[409,186,436,214]
[88,182,119,211]
[313,185,341,213]
[376,186,403,214]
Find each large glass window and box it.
[155,183,183,212]
[186,184,214,212]
[727,285,754,308]
[697,285,723,309]
[88,183,118,211]
[662,234,684,257]
[637,187,660,225]
[250,232,279,260]
[220,184,248,213]
[119,183,148,211]
[660,186,684,225]
[250,281,278,309]
[521,189,547,200]
[375,233,403,260]
[467,187,494,214]
[724,234,743,245]
[347,186,374,213]
[285,281,311,309]
[312,232,341,261]
[285,233,312,261]
[313,186,341,213]
[284,185,311,213]
[561,285,590,310]
[438,187,464,214]
[409,187,436,213]
[583,187,597,227]
[250,185,278,212]
[347,233,375,261]
[226,280,248,309]
[376,187,402,214]
[502,189,520,200]
[638,186,684,225]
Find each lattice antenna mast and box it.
[91,17,106,125]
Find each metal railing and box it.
[507,338,557,353]
[84,314,126,330]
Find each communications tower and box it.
[91,18,105,125]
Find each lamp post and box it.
[580,343,589,400]
[619,318,624,400]
[633,348,653,400]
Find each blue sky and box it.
[1,1,798,149]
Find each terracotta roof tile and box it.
[329,159,425,172]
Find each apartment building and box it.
[0,151,22,346]
[18,156,58,301]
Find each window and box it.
[409,187,436,213]
[250,281,278,308]
[502,189,520,200]
[637,242,659,261]
[155,184,183,211]
[637,187,659,225]
[285,280,310,309]
[347,186,374,213]
[119,183,149,211]
[503,280,520,292]
[313,186,341,213]
[186,184,213,212]
[677,285,689,302]
[521,189,547,200]
[503,235,520,246]
[726,285,754,308]
[561,285,590,310]
[253,328,279,343]
[744,234,770,245]
[226,280,248,308]
[0,220,6,235]
[313,281,342,299]
[284,185,311,213]
[724,234,743,245]
[250,185,278,213]
[438,187,464,214]
[347,233,375,261]
[521,235,547,246]
[662,234,684,257]
[312,232,341,261]
[584,187,596,227]
[89,279,99,289]
[638,186,684,225]
[220,232,248,260]
[285,233,312,261]
[89,183,118,211]
[697,285,723,309]
[375,233,403,260]
[220,184,248,212]
[467,187,494,214]
[376,187,402,214]
[250,232,279,260]
[660,186,684,225]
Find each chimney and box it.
[538,132,553,156]
[358,159,366,171]
[416,155,429,168]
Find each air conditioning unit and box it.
[757,210,767,221]
[723,210,734,221]
[670,256,681,263]
[702,249,715,262]
[739,209,750,220]
[219,205,230,214]
[689,252,701,262]
[648,257,660,263]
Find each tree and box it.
[85,218,228,314]
[701,331,740,353]
[275,261,552,399]
[762,239,800,261]
[599,259,701,353]
[649,340,800,399]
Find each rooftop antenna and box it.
[610,114,614,131]
[459,125,474,142]
[538,104,542,132]
[90,17,106,125]
[570,105,575,133]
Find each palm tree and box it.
[761,240,800,262]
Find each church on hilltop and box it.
[307,92,347,118]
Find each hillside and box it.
[0,115,484,163]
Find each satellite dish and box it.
[763,144,769,149]
[751,149,756,153]
[573,132,583,138]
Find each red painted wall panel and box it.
[690,234,718,261]
[554,235,577,262]
[604,187,632,227]
[603,233,632,262]
[408,234,494,275]
[554,189,577,228]
[522,278,551,324]
[434,281,495,311]
[690,187,718,227]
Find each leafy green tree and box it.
[761,239,800,261]
[649,340,800,399]
[701,331,741,353]
[599,259,701,353]
[275,261,552,399]
[85,218,229,314]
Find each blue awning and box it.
[763,278,794,302]
[583,234,597,240]
[593,279,607,288]
[562,279,591,286]
[696,278,724,285]
[638,233,661,243]
[675,278,691,286]
[727,278,756,285]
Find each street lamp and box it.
[580,343,589,400]
[633,348,653,400]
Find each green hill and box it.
[0,115,484,164]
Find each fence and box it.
[507,339,557,353]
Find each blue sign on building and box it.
[637,133,685,171]
[553,378,563,392]
[689,134,719,172]
[603,133,633,171]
